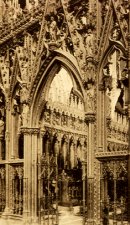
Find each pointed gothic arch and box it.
[30,51,86,127]
[99,43,128,117]
[99,41,127,79]
[97,41,129,224]
[27,51,88,224]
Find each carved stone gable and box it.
[98,0,129,62]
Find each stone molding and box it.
[20,127,40,135]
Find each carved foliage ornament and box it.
[0,167,5,179]
[102,160,127,179]
[107,141,128,152]
[20,127,40,135]
[114,0,129,41]
[99,0,129,44]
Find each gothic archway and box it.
[97,44,128,224]
[32,60,87,225]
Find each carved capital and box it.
[83,57,97,85]
[99,75,112,92]
[128,104,130,118]
[85,112,96,124]
[0,134,4,140]
[20,127,40,135]
[0,167,5,179]
[127,34,130,42]
[106,116,111,125]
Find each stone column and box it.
[70,140,75,169]
[82,143,87,225]
[85,113,95,225]
[100,163,105,225]
[31,128,39,225]
[2,102,10,216]
[2,164,10,218]
[128,20,130,223]
[11,114,15,159]
[0,0,2,24]
[62,137,68,169]
[22,128,32,224]
[54,140,59,225]
[0,135,3,160]
[113,163,117,225]
[61,170,69,205]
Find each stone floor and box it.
[58,206,83,225]
[0,216,83,225]
[0,212,82,224]
[0,207,128,225]
[0,218,23,225]
[0,206,83,225]
[0,217,128,225]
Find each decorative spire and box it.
[0,0,3,24]
[89,0,94,13]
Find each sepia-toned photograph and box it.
[0,0,129,224]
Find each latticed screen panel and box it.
[0,166,6,213]
[10,165,24,215]
[100,160,128,224]
[38,153,58,225]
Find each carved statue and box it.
[21,103,29,126]
[52,110,60,126]
[0,116,4,136]
[70,142,75,169]
[43,109,51,123]
[111,23,121,41]
[49,16,60,42]
[86,83,95,112]
[61,170,70,204]
[106,88,111,117]
[20,85,28,104]
[84,29,94,56]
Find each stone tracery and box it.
[0,0,129,224]
[98,46,128,159]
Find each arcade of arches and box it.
[0,50,129,225]
[0,0,130,225]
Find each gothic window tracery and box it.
[48,66,84,112]
[48,67,73,106]
[11,166,23,215]
[0,90,5,160]
[102,49,128,120]
[100,160,128,221]
[100,47,129,154]
[40,63,86,210]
